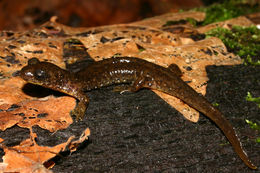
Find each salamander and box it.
[19,57,257,169]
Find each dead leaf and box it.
[1,127,90,172]
[197,16,255,33]
[133,11,206,28]
[68,128,91,153]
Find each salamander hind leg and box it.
[168,63,182,77]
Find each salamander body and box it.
[19,57,257,169]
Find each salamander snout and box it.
[19,58,63,86]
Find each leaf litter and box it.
[0,11,254,171]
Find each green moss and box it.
[245,119,260,143]
[246,119,260,131]
[257,137,260,143]
[245,55,260,66]
[205,25,260,65]
[169,2,259,28]
[194,1,260,25]
[212,102,219,107]
[246,92,260,108]
[245,93,260,143]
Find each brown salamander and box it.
[19,57,257,169]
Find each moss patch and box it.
[205,25,260,65]
[194,1,260,25]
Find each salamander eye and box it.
[35,69,47,79]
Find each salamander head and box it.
[19,58,68,90]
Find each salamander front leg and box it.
[71,94,89,121]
